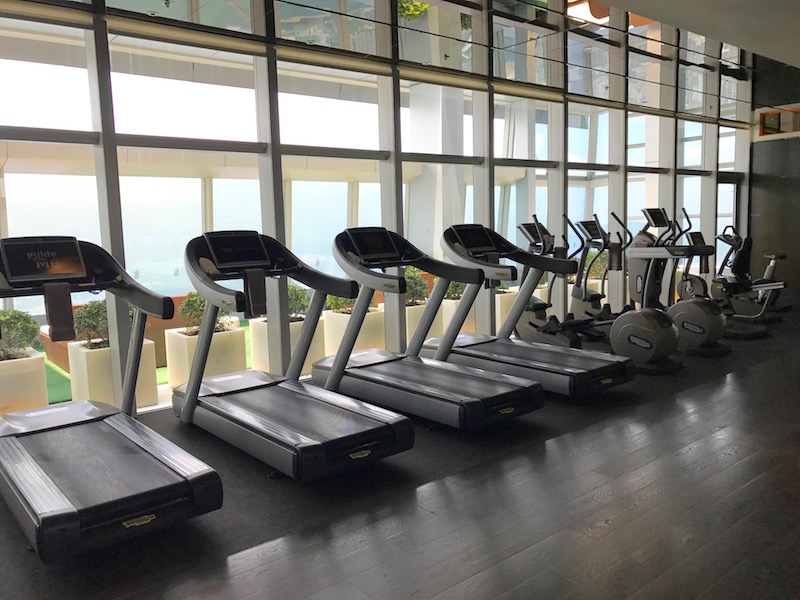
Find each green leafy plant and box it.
[287,283,310,320]
[586,249,609,279]
[404,266,429,306]
[74,300,111,349]
[444,280,466,300]
[326,295,357,314]
[179,292,234,336]
[0,309,41,360]
[397,0,429,20]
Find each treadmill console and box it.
[346,227,400,262]
[204,231,270,272]
[451,225,497,255]
[577,220,603,241]
[1,236,86,286]
[643,208,671,228]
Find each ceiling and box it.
[601,0,800,70]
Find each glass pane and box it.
[401,82,482,156]
[628,52,671,109]
[494,167,548,251]
[279,63,380,150]
[716,183,736,269]
[568,103,614,164]
[567,169,609,250]
[4,161,101,314]
[109,36,257,142]
[678,64,706,115]
[403,162,474,258]
[676,174,702,232]
[276,0,386,56]
[212,179,262,231]
[626,172,665,238]
[492,19,556,87]
[628,14,662,51]
[567,35,614,99]
[399,3,478,73]
[106,0,255,34]
[0,18,92,131]
[358,183,381,227]
[678,120,703,168]
[494,95,551,160]
[628,113,669,168]
[291,181,348,276]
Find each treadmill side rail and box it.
[0,437,80,559]
[0,400,120,438]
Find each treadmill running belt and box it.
[20,422,186,512]
[205,385,393,454]
[461,339,626,376]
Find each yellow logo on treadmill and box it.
[123,514,156,528]
[350,450,372,459]
[601,378,613,384]
[499,407,515,414]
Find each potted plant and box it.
[494,281,520,330]
[67,299,159,408]
[251,283,326,376]
[405,266,443,340]
[323,290,386,356]
[165,292,246,388]
[0,309,48,413]
[438,279,475,333]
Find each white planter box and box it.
[439,298,476,333]
[165,327,246,389]
[406,303,444,341]
[250,317,325,376]
[323,309,385,356]
[495,291,519,330]
[68,339,158,408]
[0,348,48,414]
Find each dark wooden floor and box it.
[140,337,799,598]
[3,306,800,599]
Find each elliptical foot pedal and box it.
[633,357,683,375]
[683,342,731,357]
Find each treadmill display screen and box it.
[688,231,705,246]
[1,237,86,283]
[643,208,670,228]
[578,221,602,240]
[205,231,270,269]
[518,223,541,243]
[347,228,399,260]
[452,225,496,253]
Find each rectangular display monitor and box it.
[577,220,602,240]
[518,223,542,243]
[347,228,399,261]
[1,237,86,284]
[643,208,671,228]
[688,231,706,246]
[452,225,496,253]
[204,231,270,270]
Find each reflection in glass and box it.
[276,0,383,55]
[106,0,255,33]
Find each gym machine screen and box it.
[347,228,400,261]
[643,208,671,228]
[688,232,706,246]
[1,237,86,283]
[204,231,270,270]
[577,220,603,240]
[518,223,542,244]
[452,225,497,254]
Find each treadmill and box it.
[311,227,544,430]
[420,225,635,397]
[172,231,414,481]
[0,236,222,562]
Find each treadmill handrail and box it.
[333,232,406,293]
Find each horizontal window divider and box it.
[115,134,267,154]
[626,166,670,175]
[491,80,564,102]
[678,59,716,72]
[275,43,392,77]
[490,10,559,32]
[718,172,745,184]
[281,145,390,161]
[438,0,482,12]
[494,159,559,169]
[720,64,749,81]
[675,112,718,126]
[566,27,621,48]
[718,118,750,131]
[0,0,92,28]
[567,163,620,172]
[626,105,678,120]
[0,125,98,145]
[399,64,489,92]
[106,14,267,57]
[566,94,625,111]
[676,168,713,176]
[401,153,483,166]
[628,46,672,62]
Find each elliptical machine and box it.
[622,207,728,358]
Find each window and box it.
[494,95,551,160]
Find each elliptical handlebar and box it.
[563,214,585,259]
[610,211,634,250]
